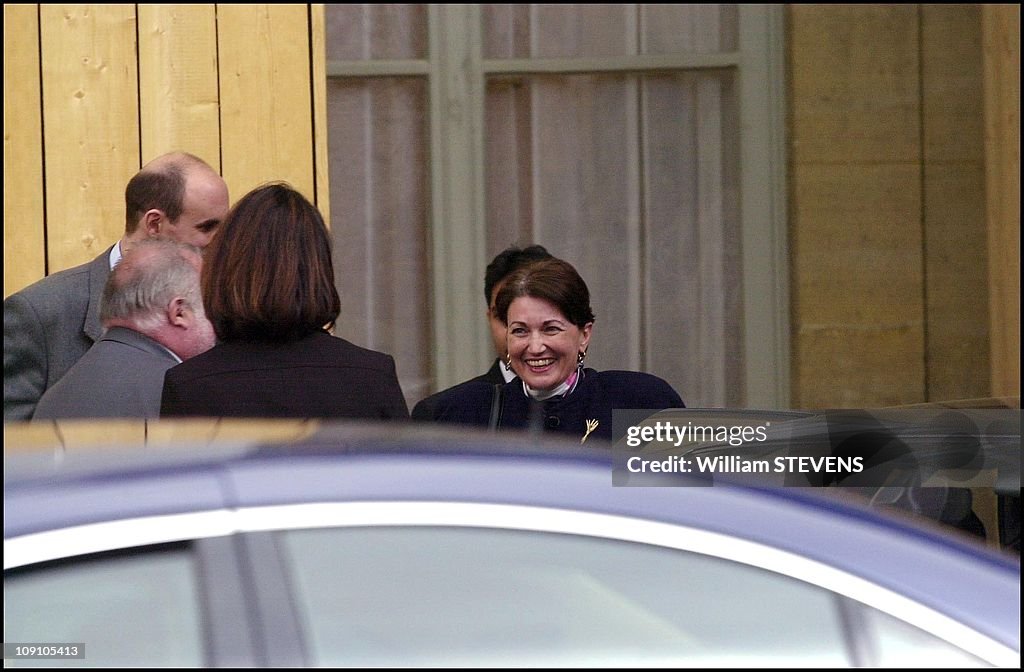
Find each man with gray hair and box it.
[32,240,216,420]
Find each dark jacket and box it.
[160,330,409,419]
[411,359,506,421]
[426,368,684,443]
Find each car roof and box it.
[4,420,1014,558]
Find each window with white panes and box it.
[326,4,788,410]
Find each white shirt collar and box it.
[109,240,124,270]
[500,361,517,384]
[522,368,583,402]
[157,342,183,364]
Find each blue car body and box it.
[4,422,1020,667]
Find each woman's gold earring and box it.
[504,352,513,372]
[577,350,586,366]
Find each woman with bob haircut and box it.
[424,257,683,442]
[160,182,408,419]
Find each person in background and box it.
[4,152,229,420]
[424,257,684,442]
[160,182,409,420]
[33,240,216,420]
[412,244,552,420]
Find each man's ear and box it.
[167,297,191,328]
[143,209,166,238]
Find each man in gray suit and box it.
[32,240,216,420]
[4,152,229,420]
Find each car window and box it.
[278,526,852,666]
[861,607,988,667]
[3,543,204,667]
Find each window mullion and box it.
[428,5,489,390]
[739,4,790,408]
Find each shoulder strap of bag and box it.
[488,383,504,430]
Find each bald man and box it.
[4,152,229,420]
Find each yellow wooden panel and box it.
[311,3,331,224]
[790,162,926,408]
[921,5,984,163]
[5,419,318,454]
[795,326,925,408]
[144,418,316,446]
[207,418,319,443]
[144,418,225,446]
[137,4,221,170]
[53,419,147,451]
[218,4,315,201]
[923,164,989,401]
[39,4,140,273]
[789,5,920,164]
[982,5,1020,397]
[792,163,924,325]
[4,422,63,454]
[921,5,989,401]
[3,5,46,297]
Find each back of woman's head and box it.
[495,257,595,328]
[202,182,340,342]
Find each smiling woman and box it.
[506,295,592,395]
[500,259,594,397]
[423,258,684,442]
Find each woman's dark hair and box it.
[494,258,595,329]
[202,182,340,342]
